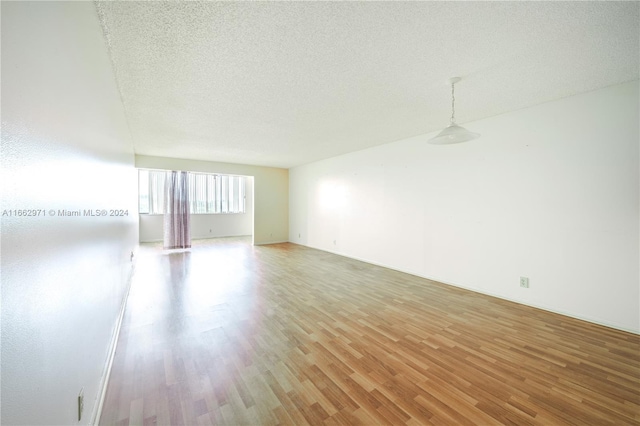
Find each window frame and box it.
[138,169,246,215]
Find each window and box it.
[138,169,246,214]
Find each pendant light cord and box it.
[450,81,456,124]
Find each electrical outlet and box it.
[520,277,529,288]
[78,388,84,422]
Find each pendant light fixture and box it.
[428,77,479,145]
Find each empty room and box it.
[1,1,639,425]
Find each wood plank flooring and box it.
[100,237,640,425]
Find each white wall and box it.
[139,177,254,242]
[290,80,639,333]
[1,2,138,424]
[136,156,288,245]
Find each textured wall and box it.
[1,2,138,424]
[290,81,640,333]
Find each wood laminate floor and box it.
[100,237,640,425]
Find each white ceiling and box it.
[95,1,639,169]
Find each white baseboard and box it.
[90,260,136,425]
[254,240,288,246]
[139,238,163,243]
[139,235,253,244]
[291,241,640,336]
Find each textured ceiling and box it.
[95,1,639,169]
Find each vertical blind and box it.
[139,170,246,214]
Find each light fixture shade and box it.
[428,123,480,145]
